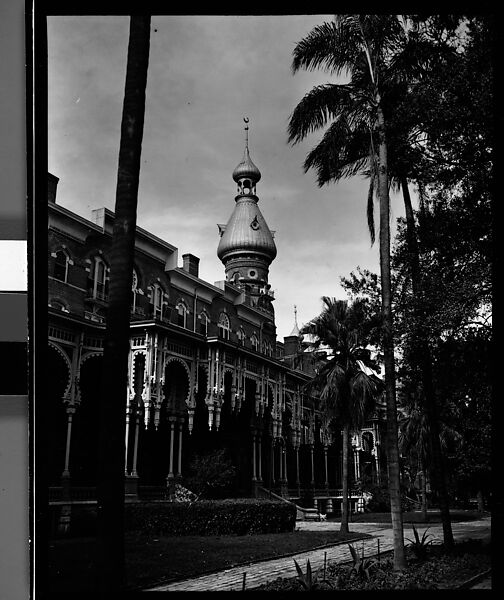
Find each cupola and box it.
[217,119,277,313]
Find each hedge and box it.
[50,498,296,538]
[125,499,296,536]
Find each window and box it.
[176,300,188,328]
[150,283,165,319]
[199,311,209,336]
[250,334,258,352]
[53,250,70,282]
[361,431,373,453]
[217,312,230,340]
[90,256,108,300]
[237,327,245,345]
[49,299,69,313]
[85,306,106,323]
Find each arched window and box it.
[217,312,230,340]
[199,311,209,336]
[361,431,373,453]
[250,334,259,352]
[150,282,166,320]
[53,249,72,282]
[237,327,245,345]
[267,342,273,357]
[90,256,108,300]
[176,299,188,328]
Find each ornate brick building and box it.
[47,135,386,517]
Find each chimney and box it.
[48,173,59,203]
[182,253,200,277]
[283,334,300,357]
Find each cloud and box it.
[48,14,407,340]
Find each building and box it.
[47,133,386,520]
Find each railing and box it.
[49,487,63,502]
[48,486,97,503]
[138,486,170,501]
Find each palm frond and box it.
[287,83,359,144]
[303,123,371,185]
[292,20,363,76]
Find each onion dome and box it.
[217,197,277,262]
[232,146,261,183]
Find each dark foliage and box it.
[124,499,296,536]
[255,539,491,591]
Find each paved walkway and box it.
[143,517,491,592]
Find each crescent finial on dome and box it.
[233,118,261,183]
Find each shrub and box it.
[405,524,434,560]
[348,543,375,580]
[124,498,296,536]
[361,482,412,513]
[293,559,334,591]
[183,448,236,500]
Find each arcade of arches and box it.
[47,331,386,511]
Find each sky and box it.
[48,15,406,340]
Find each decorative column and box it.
[252,432,257,482]
[257,434,263,483]
[61,405,75,492]
[131,408,141,477]
[278,439,283,483]
[167,417,176,481]
[295,442,301,497]
[124,405,133,475]
[354,448,361,481]
[177,420,184,478]
[310,444,315,486]
[324,445,329,489]
[310,443,316,508]
[374,438,382,485]
[270,437,275,488]
[281,442,288,498]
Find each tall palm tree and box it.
[290,15,410,569]
[96,16,151,593]
[399,391,462,523]
[398,398,431,520]
[288,17,456,548]
[301,297,381,534]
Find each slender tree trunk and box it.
[340,425,350,534]
[96,16,151,593]
[476,490,484,513]
[377,105,406,570]
[421,470,428,521]
[401,177,454,547]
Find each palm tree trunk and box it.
[377,104,406,570]
[421,467,428,522]
[340,424,350,534]
[401,176,454,547]
[96,16,151,593]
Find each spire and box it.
[244,116,249,151]
[289,305,300,336]
[232,117,261,186]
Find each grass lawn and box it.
[47,528,370,593]
[45,510,487,594]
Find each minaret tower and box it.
[217,118,277,313]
